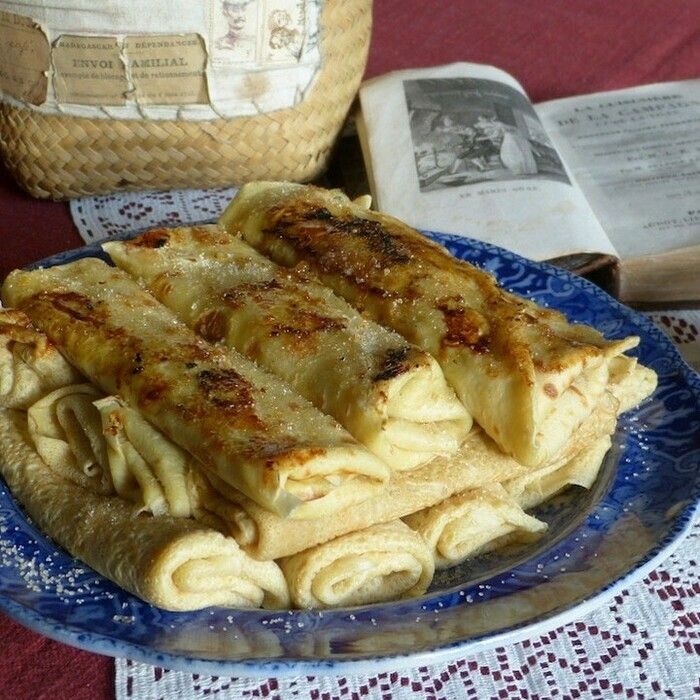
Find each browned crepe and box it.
[190,399,615,560]
[2,259,389,519]
[0,309,82,409]
[0,409,289,611]
[220,181,642,468]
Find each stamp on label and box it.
[124,34,208,105]
[0,10,50,105]
[52,35,127,106]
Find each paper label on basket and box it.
[0,9,50,105]
[53,36,128,106]
[0,0,322,120]
[124,34,208,105]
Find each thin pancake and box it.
[404,484,547,569]
[104,226,471,471]
[220,182,641,467]
[0,409,289,611]
[280,520,434,608]
[2,259,389,519]
[189,395,616,560]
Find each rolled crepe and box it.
[504,434,613,511]
[27,384,113,495]
[404,484,547,569]
[0,409,289,611]
[94,395,192,517]
[504,367,657,512]
[221,182,641,467]
[280,520,434,608]
[188,397,616,560]
[103,227,471,471]
[0,309,82,409]
[28,384,198,515]
[2,259,389,519]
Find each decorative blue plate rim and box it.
[0,230,697,677]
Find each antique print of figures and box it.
[263,5,304,62]
[214,0,257,61]
[404,78,569,192]
[211,0,308,65]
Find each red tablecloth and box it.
[1,2,698,698]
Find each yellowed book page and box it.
[538,80,700,259]
[359,62,617,261]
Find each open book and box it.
[354,63,700,304]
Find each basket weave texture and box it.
[0,0,371,200]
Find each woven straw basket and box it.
[0,0,371,200]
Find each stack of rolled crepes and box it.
[0,182,657,612]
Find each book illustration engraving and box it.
[404,78,569,192]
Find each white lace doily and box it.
[70,187,237,242]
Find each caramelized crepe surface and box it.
[2,259,389,519]
[0,309,82,409]
[221,182,641,467]
[104,226,471,471]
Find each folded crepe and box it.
[503,365,657,511]
[504,433,613,511]
[188,397,616,561]
[103,227,471,471]
[4,313,197,516]
[0,309,82,409]
[27,384,113,495]
[404,484,547,569]
[280,520,434,608]
[220,182,643,467]
[608,355,658,413]
[0,409,289,611]
[28,385,198,516]
[93,394,192,517]
[2,259,389,519]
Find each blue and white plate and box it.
[1,232,698,676]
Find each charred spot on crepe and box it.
[131,352,144,375]
[197,368,263,429]
[126,229,171,249]
[220,280,347,342]
[101,408,123,436]
[194,309,227,343]
[190,226,230,245]
[268,310,346,340]
[40,291,96,323]
[0,318,49,354]
[543,383,558,398]
[372,346,413,382]
[24,292,135,349]
[267,202,412,266]
[436,298,489,351]
[221,280,283,309]
[138,379,170,404]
